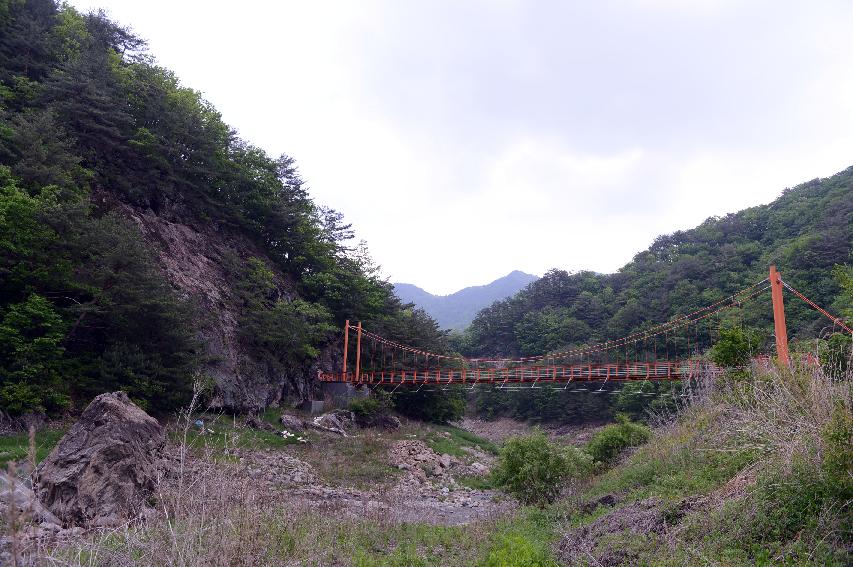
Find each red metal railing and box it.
[319,360,716,385]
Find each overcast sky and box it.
[71,0,853,295]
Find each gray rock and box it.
[310,410,355,436]
[0,472,60,525]
[34,392,167,527]
[468,462,489,475]
[279,413,305,431]
[374,414,402,430]
[245,415,276,432]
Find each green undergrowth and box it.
[171,413,301,459]
[425,425,498,458]
[53,507,557,567]
[587,410,758,502]
[480,507,562,567]
[0,428,65,468]
[456,474,496,490]
[584,416,651,467]
[567,365,852,565]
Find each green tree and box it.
[0,293,69,414]
[710,326,764,367]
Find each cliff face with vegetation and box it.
[0,0,447,416]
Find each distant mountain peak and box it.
[394,271,538,330]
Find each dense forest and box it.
[459,168,852,422]
[0,0,447,417]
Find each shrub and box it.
[821,403,853,500]
[585,415,651,466]
[492,431,592,505]
[0,381,69,416]
[348,389,393,426]
[819,333,851,379]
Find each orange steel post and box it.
[355,321,363,383]
[769,265,790,365]
[342,320,350,381]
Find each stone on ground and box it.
[279,413,305,431]
[310,410,354,436]
[34,391,167,527]
[0,472,60,526]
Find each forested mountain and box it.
[0,0,447,416]
[459,168,852,359]
[394,270,538,330]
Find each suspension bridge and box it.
[319,266,851,388]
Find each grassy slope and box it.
[555,364,852,566]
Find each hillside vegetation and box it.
[0,0,448,416]
[563,359,852,565]
[460,169,851,359]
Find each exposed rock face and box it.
[34,392,166,527]
[117,202,343,411]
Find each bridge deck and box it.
[319,360,715,385]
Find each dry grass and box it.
[3,390,501,566]
[35,453,495,566]
[293,428,401,489]
[721,361,851,470]
[573,357,852,565]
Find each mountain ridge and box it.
[394,270,538,330]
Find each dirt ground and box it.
[201,423,515,526]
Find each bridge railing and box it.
[318,360,716,386]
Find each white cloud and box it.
[69,0,853,294]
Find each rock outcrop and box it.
[34,392,167,527]
[120,203,342,412]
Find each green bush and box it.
[492,431,592,505]
[0,380,70,416]
[822,403,853,500]
[585,416,651,466]
[349,390,393,426]
[819,333,851,379]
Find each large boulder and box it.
[34,392,166,527]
